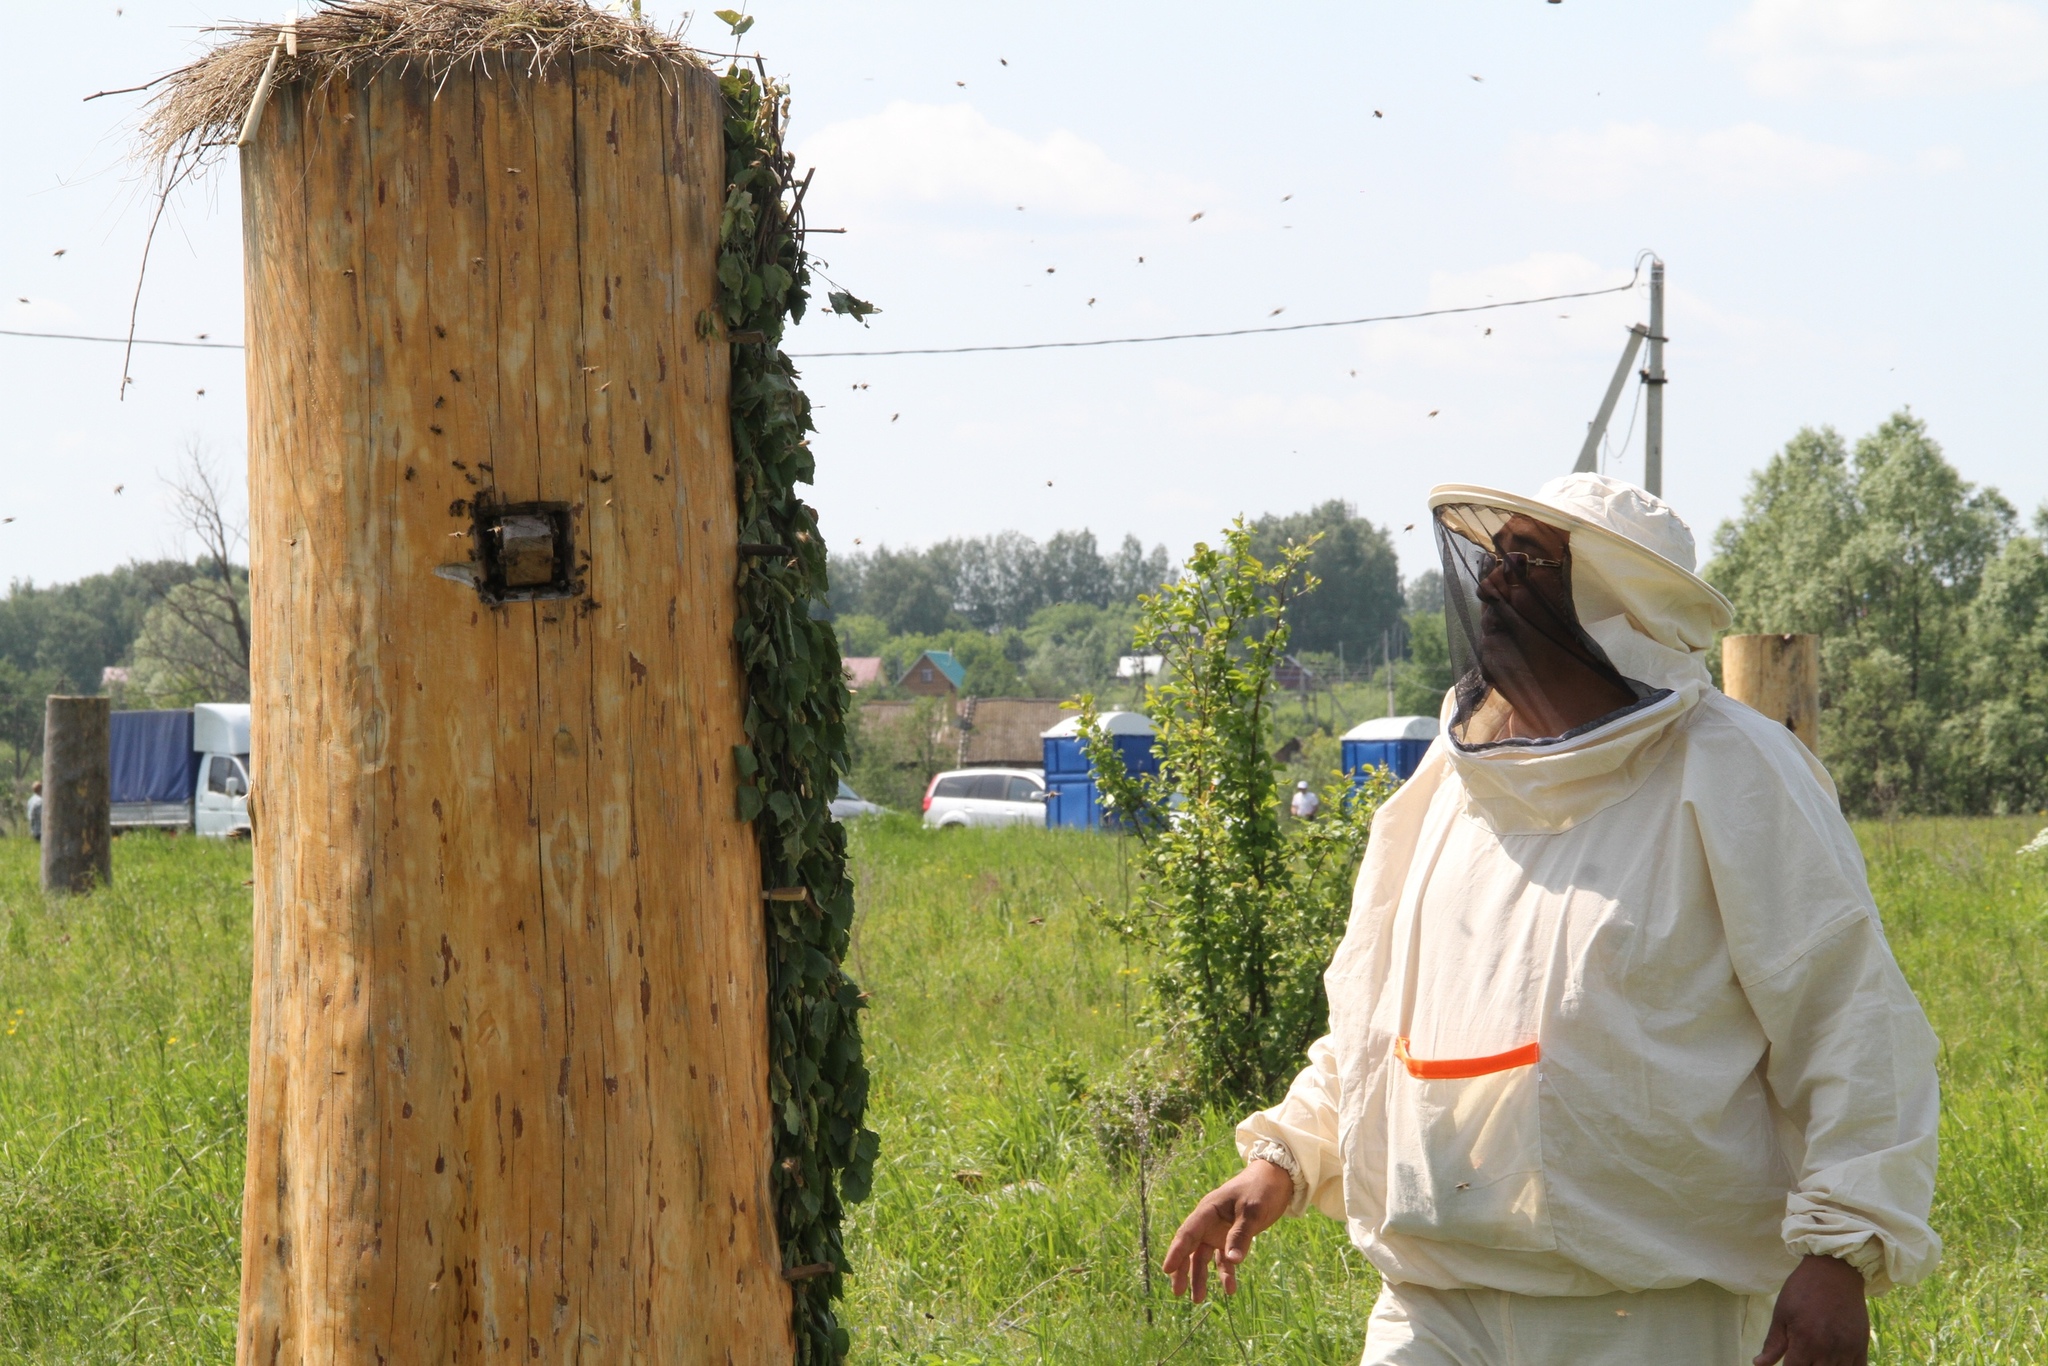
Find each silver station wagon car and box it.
[921,768,1048,829]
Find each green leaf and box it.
[826,290,880,325]
[720,61,867,1363]
[838,1128,879,1203]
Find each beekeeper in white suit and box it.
[1163,474,1939,1366]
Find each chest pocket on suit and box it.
[1383,1037,1556,1252]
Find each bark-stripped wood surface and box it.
[237,57,791,1363]
[1721,631,1822,753]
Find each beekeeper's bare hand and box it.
[1162,1159,1292,1303]
[1755,1254,1868,1366]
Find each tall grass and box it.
[1864,817,2048,1363]
[837,816,1374,1362]
[0,815,2041,1361]
[0,834,248,1363]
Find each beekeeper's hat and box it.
[1427,472,1732,655]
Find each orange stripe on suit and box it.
[1395,1036,1541,1080]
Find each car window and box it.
[1004,775,1042,802]
[207,756,237,794]
[932,775,972,799]
[837,781,858,800]
[967,773,1009,801]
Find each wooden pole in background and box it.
[41,695,111,895]
[236,56,789,1363]
[1721,632,1821,753]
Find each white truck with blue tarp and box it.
[109,703,253,838]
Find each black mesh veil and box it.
[1434,501,1665,749]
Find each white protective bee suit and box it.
[1237,474,1940,1365]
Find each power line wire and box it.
[0,327,241,350]
[786,269,1644,358]
[0,267,1643,361]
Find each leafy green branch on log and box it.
[719,63,875,1365]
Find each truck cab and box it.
[192,703,252,838]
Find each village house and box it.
[900,649,965,698]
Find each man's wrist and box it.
[1245,1138,1308,1215]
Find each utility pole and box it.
[1572,323,1647,475]
[1384,631,1396,718]
[1644,258,1666,497]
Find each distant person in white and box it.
[1290,780,1321,820]
[25,781,41,842]
[1162,474,1938,1366]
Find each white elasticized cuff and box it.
[1836,1236,1887,1283]
[1246,1138,1310,1217]
[1787,1233,1888,1287]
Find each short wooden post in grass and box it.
[41,695,111,895]
[1721,632,1821,754]
[182,14,792,1362]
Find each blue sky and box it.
[3,0,2044,589]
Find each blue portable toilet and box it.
[1341,714,1440,783]
[1042,711,1159,830]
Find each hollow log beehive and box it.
[41,695,112,894]
[1720,631,1822,754]
[237,54,790,1362]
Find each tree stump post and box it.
[236,54,789,1363]
[1721,632,1821,753]
[41,695,111,895]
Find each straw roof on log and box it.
[143,0,708,173]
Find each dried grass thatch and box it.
[143,0,709,175]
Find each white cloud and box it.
[796,101,1203,222]
[1152,377,1416,440]
[1718,0,2048,97]
[1421,253,1637,312]
[1346,254,1648,376]
[1510,122,1879,202]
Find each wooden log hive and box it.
[1721,632,1821,754]
[237,52,790,1363]
[41,695,112,894]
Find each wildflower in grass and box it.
[2019,827,2048,857]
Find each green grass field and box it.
[0,816,2042,1362]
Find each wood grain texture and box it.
[238,59,789,1364]
[39,696,112,894]
[1720,632,1822,754]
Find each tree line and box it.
[0,454,253,789]
[827,501,1410,698]
[13,419,2027,820]
[1709,409,2046,816]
